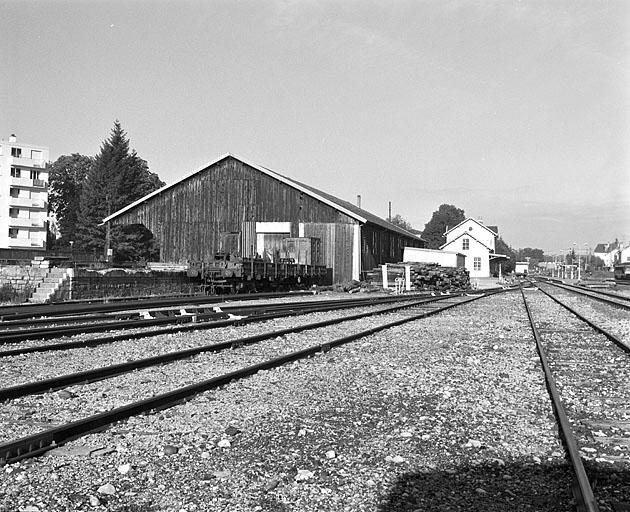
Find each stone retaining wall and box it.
[0,265,48,302]
[55,268,202,300]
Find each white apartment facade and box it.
[0,135,49,251]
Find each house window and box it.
[10,188,19,198]
[11,147,22,157]
[462,238,469,250]
[9,208,19,218]
[9,228,18,238]
[474,257,482,271]
[10,167,21,178]
[30,170,40,180]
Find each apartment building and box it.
[0,135,49,250]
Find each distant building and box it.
[0,135,49,251]
[439,218,506,278]
[619,243,630,265]
[515,261,529,275]
[593,240,621,270]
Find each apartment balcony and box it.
[8,196,47,209]
[10,176,48,189]
[10,156,46,168]
[7,237,45,249]
[7,217,45,228]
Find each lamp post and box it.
[573,243,580,281]
[584,243,590,273]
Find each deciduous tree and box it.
[389,214,414,232]
[47,154,93,247]
[495,237,516,273]
[422,204,465,249]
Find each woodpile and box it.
[408,262,469,291]
[365,263,469,292]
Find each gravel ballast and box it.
[0,291,585,511]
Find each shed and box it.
[102,154,424,283]
[403,247,466,268]
[515,261,529,275]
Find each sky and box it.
[1,0,628,254]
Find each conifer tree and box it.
[75,121,164,257]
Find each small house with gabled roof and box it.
[593,240,621,270]
[102,154,424,283]
[440,218,506,277]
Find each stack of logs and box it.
[366,263,469,291]
[409,263,469,291]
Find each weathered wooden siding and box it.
[110,156,423,283]
[302,223,355,283]
[112,157,358,279]
[360,224,423,275]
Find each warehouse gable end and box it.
[101,154,424,283]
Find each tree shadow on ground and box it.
[377,462,630,512]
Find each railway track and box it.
[532,282,630,355]
[534,279,630,311]
[0,294,465,354]
[0,290,317,321]
[521,287,630,511]
[0,295,461,400]
[0,293,445,344]
[0,289,506,465]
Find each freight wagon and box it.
[614,262,630,281]
[192,251,331,294]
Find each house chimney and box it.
[8,134,16,142]
[357,195,361,208]
[388,201,392,222]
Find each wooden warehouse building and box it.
[103,154,424,283]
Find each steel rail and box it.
[0,294,442,346]
[0,291,502,465]
[537,281,630,310]
[0,294,432,329]
[520,288,600,512]
[0,294,461,358]
[0,290,318,321]
[0,296,442,400]
[535,275,629,296]
[0,312,143,328]
[536,286,630,354]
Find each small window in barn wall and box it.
[474,257,481,271]
[462,238,469,250]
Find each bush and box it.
[0,283,33,304]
